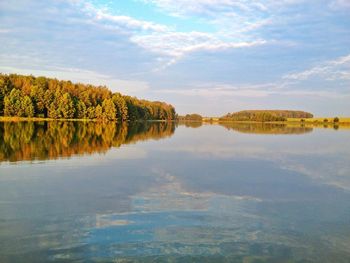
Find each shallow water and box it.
[0,121,350,262]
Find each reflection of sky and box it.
[156,125,350,191]
[1,124,350,262]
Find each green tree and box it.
[0,76,12,115]
[3,89,34,117]
[59,93,75,119]
[30,85,46,117]
[124,97,140,121]
[0,75,12,95]
[48,101,61,119]
[47,89,64,119]
[21,96,35,117]
[43,89,55,116]
[4,89,22,116]
[181,114,202,121]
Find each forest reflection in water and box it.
[219,122,314,134]
[179,121,346,134]
[0,120,347,163]
[0,121,175,162]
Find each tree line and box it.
[177,113,203,121]
[220,110,313,122]
[0,74,176,121]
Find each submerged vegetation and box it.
[0,121,175,162]
[220,110,314,122]
[0,74,176,121]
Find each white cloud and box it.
[330,0,350,9]
[156,84,274,98]
[283,54,350,81]
[131,32,266,68]
[0,28,11,33]
[70,0,268,68]
[87,5,170,32]
[141,0,304,33]
[155,70,350,99]
[157,87,347,99]
[142,0,269,17]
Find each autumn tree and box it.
[87,107,96,119]
[30,84,46,117]
[0,73,176,121]
[112,93,128,121]
[75,101,87,119]
[95,105,103,119]
[21,96,35,117]
[48,102,61,119]
[0,91,4,116]
[4,88,34,117]
[59,93,75,119]
[102,99,116,121]
[4,89,22,116]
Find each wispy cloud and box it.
[155,83,275,98]
[156,53,350,99]
[0,28,11,33]
[70,0,268,68]
[132,32,266,68]
[82,2,170,33]
[283,54,350,81]
[329,0,350,9]
[156,84,347,99]
[141,0,299,18]
[141,0,305,33]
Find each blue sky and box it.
[0,0,349,116]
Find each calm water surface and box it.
[0,121,350,262]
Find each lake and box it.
[0,121,350,262]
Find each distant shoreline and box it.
[1,116,350,125]
[201,117,350,124]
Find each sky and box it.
[0,0,349,116]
